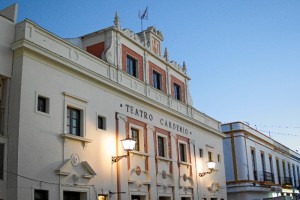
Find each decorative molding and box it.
[162,170,167,179]
[55,159,96,179]
[103,31,114,65]
[135,166,141,176]
[146,124,155,132]
[117,113,127,122]
[61,133,92,143]
[113,12,121,30]
[69,49,79,61]
[71,154,80,166]
[63,92,88,103]
[189,139,195,145]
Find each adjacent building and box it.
[222,122,300,200]
[0,4,227,200]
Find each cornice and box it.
[12,23,223,138]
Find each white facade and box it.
[222,122,300,200]
[0,4,227,200]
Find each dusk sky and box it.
[2,0,300,151]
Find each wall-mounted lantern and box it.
[112,137,136,162]
[199,161,216,177]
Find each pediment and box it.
[156,170,174,187]
[81,161,97,178]
[56,155,96,179]
[179,174,194,188]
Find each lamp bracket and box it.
[112,155,128,163]
[199,169,218,177]
[199,171,212,177]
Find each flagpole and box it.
[138,6,148,31]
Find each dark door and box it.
[63,191,80,200]
[131,195,141,200]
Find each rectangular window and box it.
[261,152,266,172]
[251,149,257,180]
[208,151,213,162]
[67,107,81,136]
[173,83,181,101]
[293,164,296,186]
[153,70,161,90]
[179,143,187,162]
[282,161,286,178]
[199,148,203,158]
[0,143,4,180]
[157,136,165,157]
[126,55,138,78]
[34,189,48,200]
[131,128,139,151]
[288,162,292,178]
[276,158,281,184]
[218,154,221,162]
[97,115,106,130]
[37,96,49,113]
[269,156,274,174]
[297,166,300,186]
[269,155,274,182]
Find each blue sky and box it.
[2,0,300,151]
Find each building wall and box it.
[4,17,228,200]
[222,122,300,200]
[0,4,17,200]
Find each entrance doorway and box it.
[131,195,146,200]
[159,197,171,200]
[63,191,87,200]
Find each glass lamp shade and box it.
[207,161,216,170]
[121,137,136,151]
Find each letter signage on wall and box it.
[121,103,192,135]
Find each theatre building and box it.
[0,4,227,200]
[222,122,300,200]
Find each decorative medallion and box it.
[71,154,80,166]
[183,174,187,182]
[135,166,141,176]
[162,170,167,179]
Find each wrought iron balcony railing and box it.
[263,171,274,182]
[282,177,293,186]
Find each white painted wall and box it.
[5,17,228,200]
